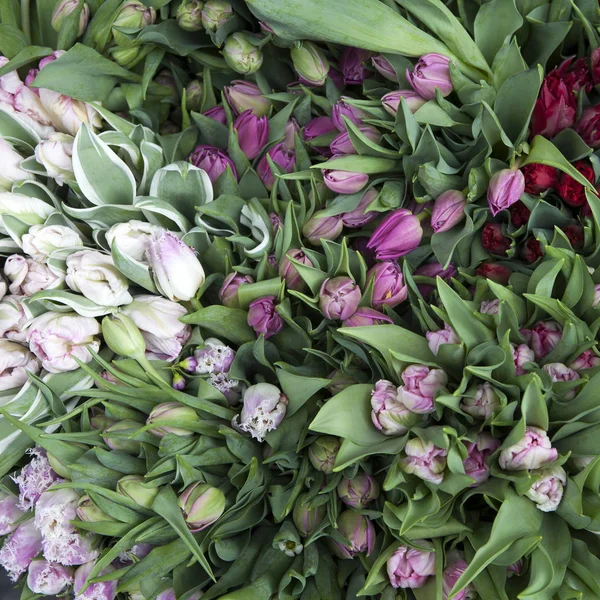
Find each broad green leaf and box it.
[473,0,523,64]
[181,306,256,346]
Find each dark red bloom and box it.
[509,201,531,228]
[530,72,577,139]
[556,161,595,207]
[575,105,600,149]
[555,56,592,94]
[564,224,584,250]
[591,48,600,86]
[521,164,559,195]
[476,262,512,285]
[522,237,543,263]
[482,223,511,256]
[581,202,592,218]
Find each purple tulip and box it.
[431,190,467,233]
[525,466,567,512]
[194,338,235,374]
[189,145,237,183]
[224,80,271,117]
[520,321,562,360]
[426,323,460,355]
[73,561,118,600]
[27,560,73,595]
[507,560,524,577]
[543,362,579,383]
[371,379,419,435]
[247,296,283,338]
[257,142,295,190]
[302,211,344,245]
[366,209,423,260]
[232,383,288,441]
[342,307,393,327]
[319,276,362,320]
[330,125,381,156]
[331,511,375,559]
[479,299,500,315]
[293,493,326,536]
[406,53,453,100]
[341,187,379,227]
[12,448,59,510]
[233,110,269,159]
[172,373,186,392]
[367,261,408,309]
[398,364,447,414]
[463,432,500,486]
[339,47,373,85]
[569,350,600,370]
[283,118,300,150]
[512,343,535,376]
[323,169,368,194]
[332,98,366,131]
[203,105,228,124]
[279,249,312,290]
[442,554,475,600]
[461,382,500,419]
[337,472,379,508]
[0,520,42,581]
[387,541,436,589]
[487,168,525,216]
[178,482,226,531]
[0,492,25,535]
[304,116,337,155]
[414,261,457,296]
[219,272,254,308]
[382,90,427,116]
[498,426,558,471]
[402,438,447,484]
[372,55,398,82]
[308,436,340,473]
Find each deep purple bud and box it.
[372,55,398,82]
[342,307,393,327]
[172,372,185,391]
[366,209,423,260]
[487,169,525,216]
[367,261,407,309]
[414,261,457,296]
[332,98,366,131]
[431,190,466,233]
[382,90,427,116]
[319,276,362,320]
[339,47,373,85]
[203,105,228,124]
[406,53,453,100]
[337,472,379,508]
[279,249,312,290]
[330,125,381,156]
[302,211,344,245]
[257,142,296,190]
[331,511,375,559]
[247,296,283,338]
[233,110,269,160]
[323,169,368,194]
[188,145,237,183]
[219,272,254,308]
[304,116,337,155]
[224,80,271,117]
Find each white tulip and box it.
[0,340,40,390]
[38,89,101,136]
[0,139,34,190]
[0,193,54,234]
[0,295,28,342]
[22,224,82,262]
[34,133,74,186]
[105,220,165,262]
[4,255,64,296]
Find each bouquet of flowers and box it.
[1,0,600,598]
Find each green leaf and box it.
[275,366,330,416]
[0,45,52,77]
[310,155,399,174]
[181,306,256,346]
[0,24,28,58]
[473,0,523,65]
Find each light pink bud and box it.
[498,426,558,471]
[73,561,117,600]
[442,554,475,600]
[406,53,453,100]
[27,560,73,595]
[511,343,535,376]
[398,364,447,414]
[232,383,287,441]
[520,321,562,360]
[387,541,435,589]
[382,89,427,116]
[401,438,447,484]
[371,379,419,435]
[463,432,500,486]
[4,254,64,296]
[479,299,499,315]
[0,492,25,535]
[426,323,460,355]
[337,472,379,508]
[461,382,500,419]
[569,350,600,370]
[525,466,567,512]
[319,276,362,320]
[0,520,43,581]
[323,169,369,194]
[331,511,375,559]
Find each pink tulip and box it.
[525,466,567,512]
[426,323,460,355]
[371,379,419,435]
[247,296,283,338]
[463,432,500,486]
[402,438,448,484]
[520,321,562,360]
[366,209,423,260]
[232,383,287,441]
[406,53,453,100]
[461,382,500,419]
[399,365,447,414]
[498,426,558,471]
[387,541,435,589]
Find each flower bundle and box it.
[1,0,600,598]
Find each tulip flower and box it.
[178,482,226,531]
[116,475,158,509]
[0,520,43,582]
[27,560,73,595]
[232,383,287,441]
[203,105,228,123]
[35,132,76,186]
[543,362,579,384]
[372,55,398,81]
[194,338,235,374]
[487,168,525,216]
[76,496,115,523]
[520,321,562,360]
[257,142,296,190]
[398,364,448,414]
[330,126,381,156]
[0,138,34,190]
[461,382,500,419]
[185,80,203,112]
[308,435,340,473]
[531,72,577,138]
[431,190,466,233]
[511,343,535,376]
[498,426,558,470]
[291,42,329,86]
[0,492,25,535]
[319,276,361,320]
[247,296,283,339]
[575,105,600,149]
[339,47,373,85]
[157,589,202,600]
[224,80,271,117]
[293,494,326,537]
[38,87,101,136]
[12,449,59,510]
[402,438,448,484]
[189,145,237,183]
[509,201,531,227]
[323,169,368,194]
[342,307,393,327]
[366,209,423,260]
[476,262,511,284]
[340,187,378,227]
[147,402,200,438]
[34,488,79,537]
[0,340,41,391]
[479,299,499,315]
[426,323,460,355]
[303,116,337,154]
[381,90,427,116]
[332,98,366,131]
[331,511,375,559]
[105,220,164,262]
[367,261,408,309]
[202,0,233,30]
[302,211,344,245]
[4,254,64,296]
[406,53,453,99]
[176,0,203,31]
[283,118,300,150]
[525,466,567,512]
[569,350,600,370]
[414,261,457,296]
[233,110,269,159]
[481,223,511,256]
[463,432,500,486]
[223,32,263,74]
[387,541,435,589]
[219,272,254,308]
[521,163,559,195]
[73,561,117,600]
[22,224,82,262]
[101,313,146,361]
[208,372,244,404]
[101,419,143,454]
[442,554,475,600]
[337,473,379,508]
[279,249,312,290]
[371,379,419,435]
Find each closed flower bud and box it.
[22,223,82,262]
[189,144,237,183]
[331,511,375,559]
[323,169,368,194]
[0,492,25,535]
[247,296,283,339]
[461,382,500,419]
[487,168,525,216]
[543,362,579,387]
[185,80,203,111]
[367,261,407,309]
[102,313,146,360]
[219,272,254,308]
[74,561,117,600]
[233,383,287,441]
[521,163,558,195]
[512,343,535,376]
[402,438,447,484]
[147,402,200,438]
[575,105,600,149]
[531,71,577,138]
[463,432,500,486]
[116,475,158,509]
[101,419,143,454]
[201,0,233,31]
[406,53,453,100]
[257,142,295,190]
[569,350,600,370]
[178,482,226,531]
[0,340,40,391]
[0,139,34,190]
[372,55,398,81]
[302,211,344,245]
[332,98,366,131]
[331,126,381,156]
[340,47,372,85]
[520,321,562,360]
[481,222,511,256]
[304,116,337,154]
[319,276,361,321]
[337,472,379,508]
[308,435,340,473]
[293,494,326,537]
[76,495,114,522]
[398,364,447,414]
[111,45,142,68]
[27,560,73,595]
[176,0,204,31]
[233,110,269,160]
[366,209,422,260]
[342,307,393,327]
[105,220,164,263]
[371,379,419,435]
[476,262,511,284]
[442,554,475,600]
[224,80,271,117]
[479,299,499,315]
[426,323,460,356]
[381,90,427,116]
[113,0,156,30]
[51,0,88,36]
[499,426,558,471]
[37,90,100,137]
[525,466,567,512]
[223,32,263,74]
[291,42,329,86]
[279,249,312,291]
[431,190,466,233]
[0,520,43,582]
[387,541,435,589]
[4,254,64,296]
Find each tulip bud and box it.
[116,475,158,509]
[304,116,337,154]
[176,0,204,31]
[331,511,375,559]
[319,276,362,321]
[525,466,566,512]
[279,249,312,290]
[426,323,460,356]
[302,211,344,246]
[481,223,510,256]
[323,169,368,194]
[113,0,156,31]
[185,80,203,112]
[73,561,117,600]
[111,45,142,68]
[291,42,329,86]
[194,338,235,374]
[476,262,511,284]
[219,272,254,308]
[398,364,448,414]
[223,32,263,74]
[337,473,379,508]
[521,163,558,195]
[292,494,326,537]
[0,520,43,582]
[4,254,64,297]
[463,432,500,486]
[102,314,146,360]
[331,126,381,156]
[387,541,435,589]
[203,104,227,124]
[442,554,475,600]
[171,372,185,391]
[461,382,500,419]
[366,209,423,260]
[233,110,269,160]
[224,80,271,117]
[101,419,143,454]
[381,90,427,116]
[402,438,448,484]
[247,296,283,339]
[51,0,89,36]
[367,261,407,309]
[308,435,340,473]
[257,142,296,190]
[543,362,579,385]
[406,53,453,99]
[479,299,499,315]
[487,168,525,216]
[147,402,200,438]
[0,139,34,190]
[569,350,600,370]
[343,307,393,327]
[189,144,237,183]
[232,383,287,441]
[0,492,25,535]
[178,482,226,531]
[283,118,300,151]
[340,47,372,85]
[511,343,535,376]
[76,495,115,522]
[372,55,398,82]
[34,488,79,537]
[105,220,164,263]
[12,449,59,511]
[431,190,466,233]
[498,426,558,471]
[22,223,82,263]
[201,0,233,31]
[575,105,600,149]
[371,379,420,435]
[520,321,562,360]
[27,560,73,595]
[0,339,41,391]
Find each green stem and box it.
[137,356,170,390]
[190,297,203,311]
[21,0,31,44]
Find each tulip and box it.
[194,338,235,374]
[178,482,226,531]
[507,560,524,577]
[521,163,558,195]
[481,223,511,255]
[331,98,367,131]
[557,160,595,207]
[520,321,562,360]
[27,311,100,373]
[147,402,200,438]
[110,45,141,68]
[543,362,580,383]
[480,299,499,315]
[38,89,101,136]
[116,475,158,509]
[27,560,73,595]
[302,211,344,245]
[508,201,531,229]
[342,307,393,327]
[487,168,525,216]
[101,313,145,360]
[0,340,41,391]
[233,110,269,160]
[202,0,233,30]
[34,488,79,537]
[76,496,115,522]
[33,133,75,186]
[398,364,448,414]
[105,220,164,263]
[4,255,64,296]
[291,42,329,86]
[257,142,296,190]
[323,169,368,194]
[330,126,381,156]
[185,80,203,112]
[189,144,237,183]
[431,190,466,233]
[0,492,25,535]
[372,55,398,81]
[331,511,375,559]
[219,272,254,308]
[402,438,447,484]
[381,90,427,116]
[463,432,500,486]
[157,589,202,600]
[531,73,577,138]
[526,467,567,512]
[279,249,312,291]
[247,296,283,339]
[0,139,34,190]
[282,118,300,151]
[339,187,378,227]
[461,382,500,419]
[371,379,419,435]
[208,372,244,404]
[12,449,59,510]
[51,0,88,35]
[224,80,271,117]
[387,541,436,589]
[476,262,511,284]
[499,426,558,471]
[319,276,361,321]
[442,555,475,600]
[414,261,457,295]
[337,473,379,509]
[112,0,155,37]
[101,419,143,454]
[511,343,535,376]
[223,32,263,74]
[406,53,453,99]
[426,323,460,355]
[304,116,337,154]
[565,224,584,251]
[232,383,288,441]
[367,261,407,309]
[569,350,600,370]
[22,224,82,262]
[308,435,340,473]
[523,235,545,265]
[0,520,43,582]
[339,47,372,85]
[176,0,203,31]
[366,209,423,260]
[200,105,227,125]
[293,494,326,537]
[73,561,117,600]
